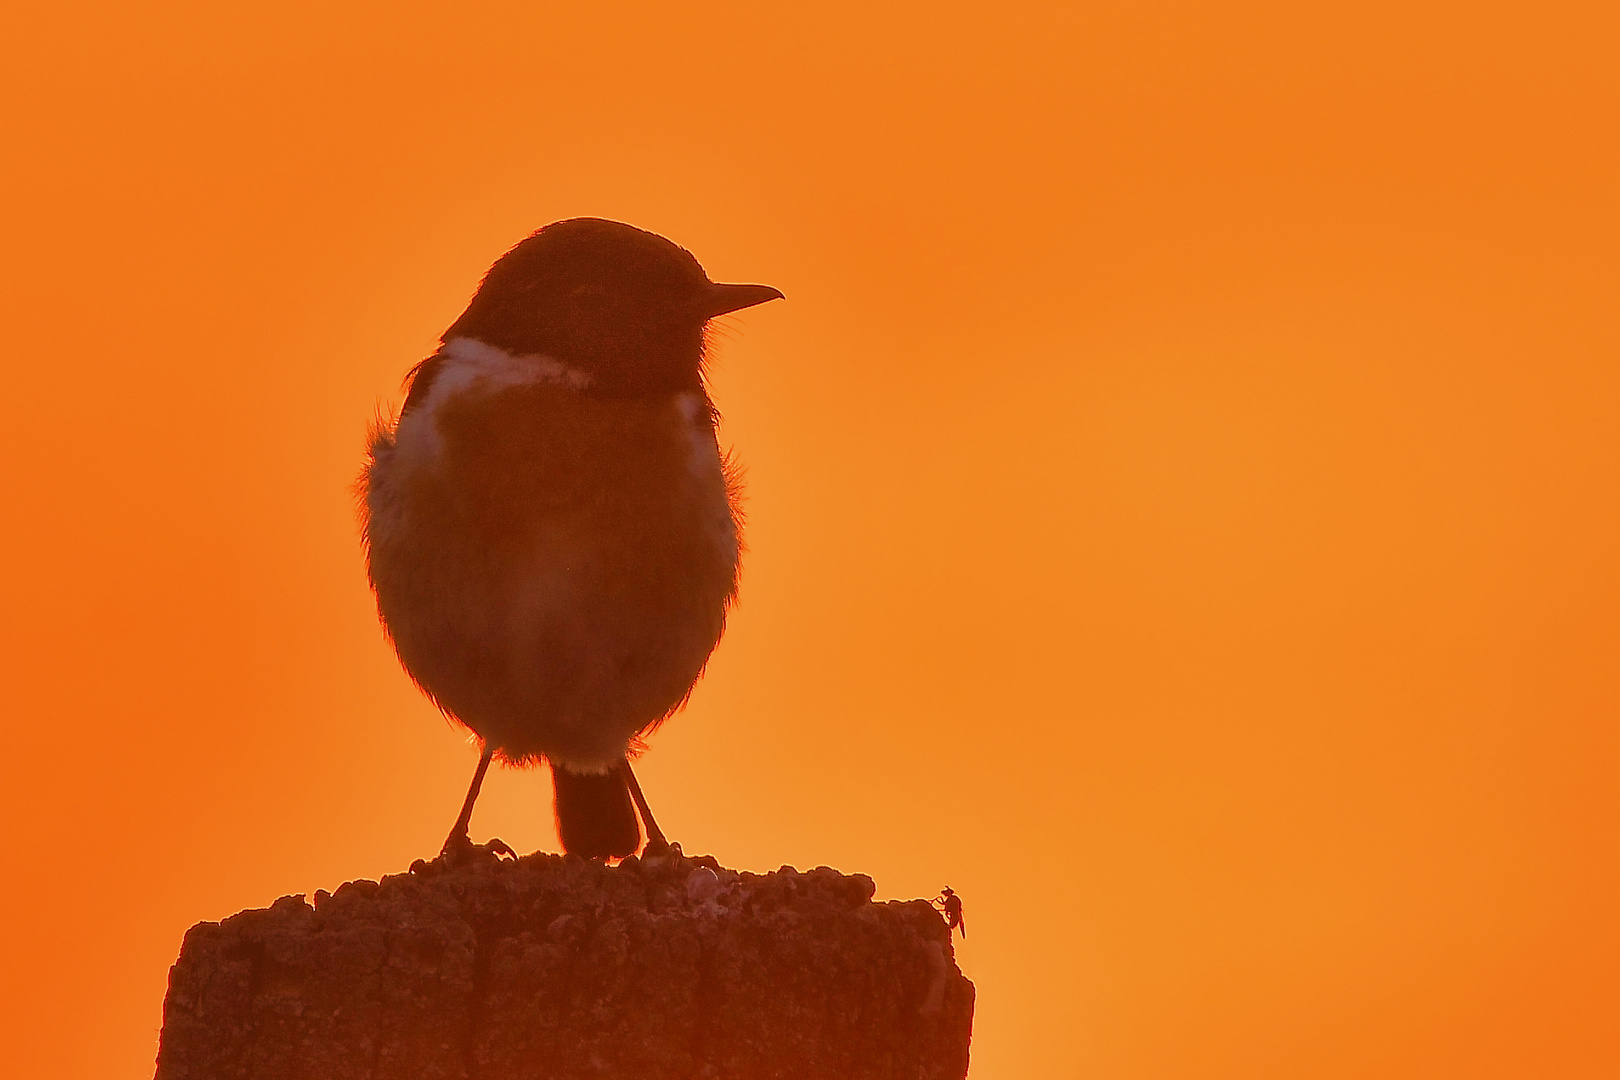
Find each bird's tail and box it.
[552,761,641,858]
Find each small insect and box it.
[933,886,966,938]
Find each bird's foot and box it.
[640,837,679,860]
[473,836,517,861]
[440,829,477,865]
[414,832,517,874]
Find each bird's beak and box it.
[702,282,784,319]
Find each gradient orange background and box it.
[2,3,1617,1077]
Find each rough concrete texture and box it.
[155,846,973,1079]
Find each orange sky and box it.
[1,3,1617,1077]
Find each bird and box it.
[934,887,966,937]
[358,217,781,860]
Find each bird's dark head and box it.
[442,218,782,393]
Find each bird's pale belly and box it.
[362,367,740,771]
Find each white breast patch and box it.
[675,392,721,480]
[392,336,590,464]
[674,391,739,568]
[364,337,588,552]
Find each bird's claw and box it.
[439,830,475,864]
[640,837,678,860]
[432,832,517,868]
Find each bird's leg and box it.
[440,742,495,861]
[621,759,671,857]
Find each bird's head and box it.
[442,217,782,393]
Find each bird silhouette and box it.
[935,887,966,937]
[359,218,781,859]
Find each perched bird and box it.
[934,887,966,937]
[359,218,781,859]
